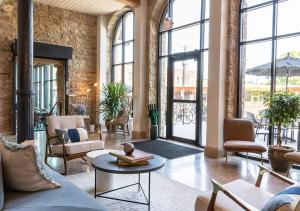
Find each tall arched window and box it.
[239,0,300,149]
[158,0,210,146]
[112,11,134,92]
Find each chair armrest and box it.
[48,135,65,145]
[207,179,259,211]
[255,164,296,187]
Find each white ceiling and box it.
[34,0,126,15]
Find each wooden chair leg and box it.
[109,124,112,138]
[63,157,68,175]
[123,124,126,139]
[207,191,217,211]
[126,124,130,136]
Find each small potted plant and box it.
[262,91,300,172]
[148,104,159,140]
[99,83,130,130]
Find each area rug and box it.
[66,171,201,211]
[133,140,202,159]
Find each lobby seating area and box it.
[1,0,300,210]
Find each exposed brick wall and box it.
[0,0,98,133]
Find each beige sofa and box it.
[45,115,104,174]
[195,165,296,211]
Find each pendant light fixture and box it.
[163,0,173,30]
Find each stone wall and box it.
[0,0,98,134]
[225,0,240,118]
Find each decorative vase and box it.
[123,143,135,155]
[150,125,158,140]
[268,145,294,172]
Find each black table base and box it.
[95,171,151,211]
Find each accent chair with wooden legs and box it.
[223,118,267,165]
[195,165,297,211]
[45,115,104,175]
[284,151,300,177]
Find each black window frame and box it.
[237,0,300,147]
[157,0,210,146]
[111,11,135,88]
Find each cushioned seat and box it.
[195,179,273,211]
[224,140,267,153]
[3,166,107,211]
[51,140,104,155]
[284,152,300,164]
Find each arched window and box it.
[112,11,134,92]
[158,0,210,146]
[238,0,300,148]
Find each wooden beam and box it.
[115,0,140,7]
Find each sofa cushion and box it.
[0,139,60,192]
[3,165,107,211]
[224,140,267,153]
[0,155,4,210]
[195,179,273,211]
[51,140,104,155]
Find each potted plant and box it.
[148,104,159,140]
[99,83,130,130]
[262,91,300,172]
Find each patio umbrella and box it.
[245,53,300,90]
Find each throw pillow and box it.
[262,185,300,211]
[55,128,88,143]
[55,129,70,143]
[0,137,60,192]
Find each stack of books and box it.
[109,149,154,166]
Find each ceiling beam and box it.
[115,0,140,7]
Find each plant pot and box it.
[268,145,295,172]
[150,125,158,140]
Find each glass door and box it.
[167,54,201,145]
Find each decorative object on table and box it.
[262,91,300,172]
[109,149,154,164]
[74,104,87,115]
[123,142,135,155]
[99,83,130,131]
[148,104,159,140]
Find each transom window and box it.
[112,11,134,92]
[239,0,300,151]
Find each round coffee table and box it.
[92,154,165,210]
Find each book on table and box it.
[109,149,154,164]
[117,159,149,166]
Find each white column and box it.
[96,15,107,125]
[132,0,148,138]
[205,0,228,158]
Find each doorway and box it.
[166,52,205,146]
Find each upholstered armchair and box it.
[195,165,297,211]
[224,118,267,164]
[45,115,104,175]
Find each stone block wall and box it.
[0,0,98,134]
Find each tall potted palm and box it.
[262,92,300,172]
[99,83,130,130]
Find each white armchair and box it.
[45,115,104,175]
